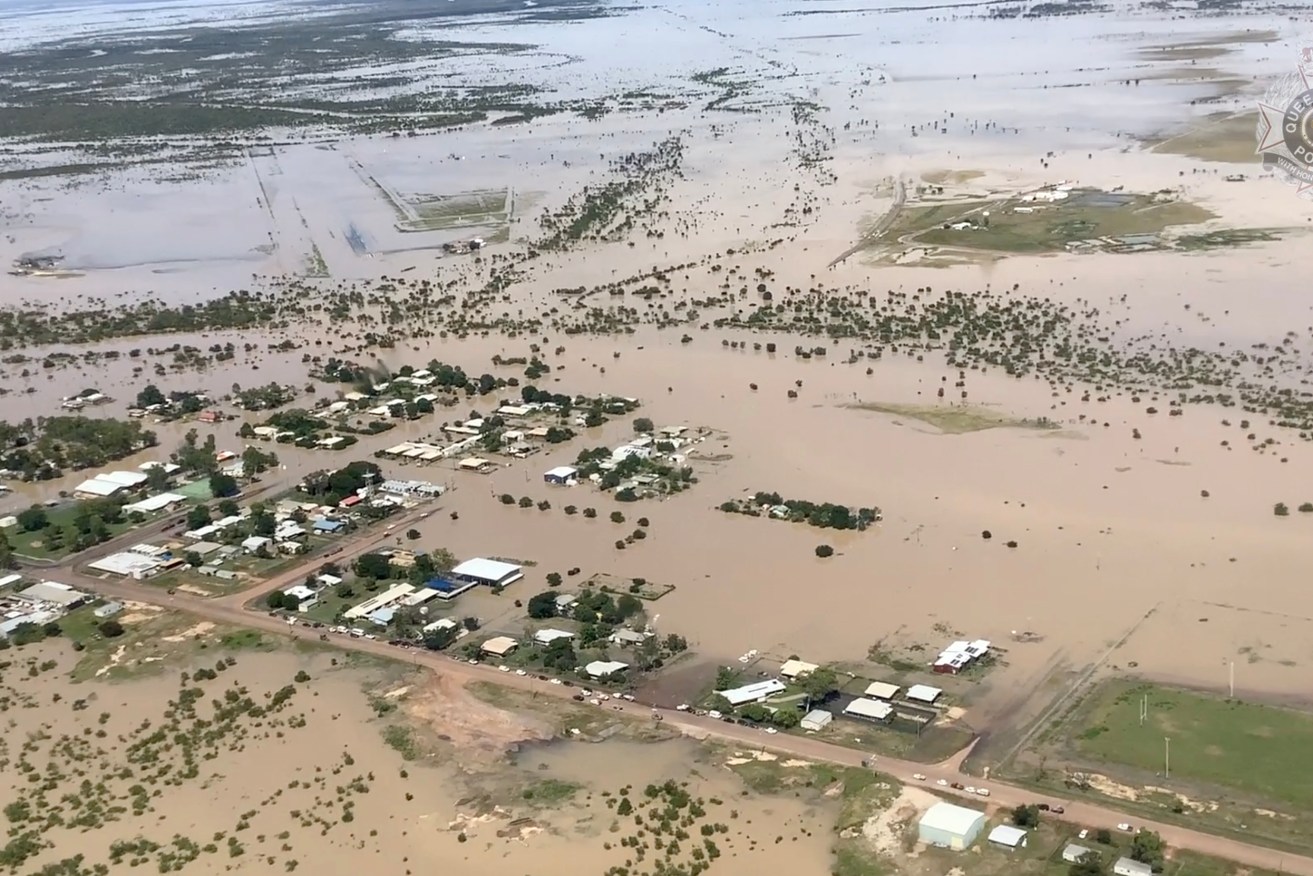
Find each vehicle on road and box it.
[550,678,562,685]
[1052,806,1065,814]
[621,694,635,701]
[515,669,527,676]
[936,779,948,787]
[676,704,690,712]
[1117,823,1132,832]
[975,788,990,797]
[498,665,509,672]
[572,694,584,701]
[950,782,965,790]
[964,786,976,794]
[708,710,722,720]
[1038,803,1050,811]
[1078,829,1089,840]
[912,773,926,781]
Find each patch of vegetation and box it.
[719,491,880,530]
[851,402,1058,435]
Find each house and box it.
[74,476,128,499]
[316,435,347,449]
[610,629,648,647]
[843,699,894,723]
[252,426,279,439]
[423,617,458,634]
[543,465,579,485]
[779,659,818,679]
[917,802,985,850]
[94,602,124,619]
[449,558,523,588]
[198,410,223,423]
[1114,858,1153,876]
[312,518,347,535]
[274,522,306,541]
[864,681,900,700]
[1062,844,1094,864]
[585,660,629,679]
[533,628,574,645]
[987,825,1027,850]
[241,535,272,554]
[800,709,833,731]
[317,573,343,588]
[138,461,182,475]
[458,457,495,474]
[343,584,415,620]
[905,684,942,704]
[480,636,519,657]
[716,679,786,707]
[87,552,164,579]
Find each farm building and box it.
[585,660,629,678]
[800,710,833,731]
[987,825,1027,850]
[917,802,985,850]
[1114,859,1152,876]
[480,636,519,657]
[458,457,495,473]
[906,684,943,704]
[450,558,524,588]
[1062,844,1094,864]
[94,602,124,619]
[543,465,579,485]
[533,628,574,645]
[779,659,818,678]
[843,698,893,723]
[864,681,901,700]
[19,581,89,608]
[716,679,786,707]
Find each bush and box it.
[564,505,578,515]
[98,620,125,638]
[637,517,650,527]
[518,496,534,508]
[583,508,598,519]
[499,494,515,505]
[814,544,833,558]
[1299,502,1313,513]
[1275,502,1290,516]
[610,511,625,524]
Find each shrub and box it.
[98,620,125,638]
[814,544,833,558]
[499,494,515,505]
[1275,502,1290,516]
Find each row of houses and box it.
[476,633,629,679]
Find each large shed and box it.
[843,698,894,722]
[450,558,524,588]
[917,802,985,850]
[1114,858,1153,876]
[987,825,1028,850]
[800,709,833,731]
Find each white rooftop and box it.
[585,660,629,678]
[864,681,901,700]
[906,684,943,703]
[779,659,818,678]
[717,678,786,706]
[123,492,186,514]
[843,699,894,721]
[988,825,1027,848]
[533,628,574,644]
[918,802,984,836]
[451,558,522,583]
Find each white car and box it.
[964,786,976,794]
[708,710,723,720]
[1118,823,1133,832]
[515,669,527,676]
[498,665,510,672]
[621,694,635,701]
[765,727,778,734]
[1078,830,1089,840]
[676,704,690,712]
[467,659,479,665]
[912,773,927,781]
[549,678,562,685]
[936,779,948,787]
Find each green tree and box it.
[814,544,834,558]
[800,667,838,707]
[267,591,286,610]
[1011,804,1040,828]
[98,620,125,638]
[1129,830,1164,872]
[143,463,172,491]
[354,552,392,580]
[241,445,278,476]
[423,624,459,651]
[633,417,654,433]
[546,572,563,587]
[135,384,166,408]
[217,499,240,518]
[1275,502,1290,516]
[16,506,47,532]
[184,551,203,567]
[527,591,558,619]
[186,504,212,530]
[610,511,625,524]
[209,472,239,498]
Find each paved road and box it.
[47,550,1313,875]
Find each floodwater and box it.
[0,0,1311,808]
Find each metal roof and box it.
[988,825,1027,847]
[717,678,786,706]
[843,698,894,721]
[918,802,984,837]
[906,683,943,703]
[585,660,629,677]
[452,558,522,583]
[864,681,901,699]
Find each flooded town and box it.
[1,0,1313,873]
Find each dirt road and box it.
[50,560,1313,876]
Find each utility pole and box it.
[1165,736,1170,779]
[1229,660,1235,698]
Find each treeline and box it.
[720,492,880,531]
[0,416,157,480]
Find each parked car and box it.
[975,788,990,798]
[1117,823,1132,832]
[708,710,723,720]
[1052,806,1065,814]
[912,773,927,781]
[1037,803,1050,811]
[950,782,965,790]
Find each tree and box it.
[772,709,800,729]
[17,506,47,532]
[633,417,654,433]
[98,620,125,638]
[462,616,480,631]
[708,694,733,714]
[1129,830,1164,872]
[663,633,687,653]
[814,544,834,558]
[1275,502,1290,516]
[610,511,625,524]
[135,384,166,408]
[144,463,172,491]
[184,551,203,567]
[714,666,738,689]
[423,624,459,651]
[217,499,240,518]
[582,507,597,519]
[405,528,421,540]
[241,445,278,476]
[1011,804,1040,828]
[546,572,563,587]
[354,552,392,580]
[334,580,355,599]
[267,591,286,609]
[186,504,212,530]
[209,472,239,498]
[527,591,558,619]
[1069,852,1105,876]
[0,531,13,571]
[1094,829,1112,846]
[800,667,838,707]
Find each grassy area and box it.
[850,402,1058,435]
[1148,111,1260,163]
[383,724,420,760]
[1177,228,1280,250]
[1073,681,1313,810]
[812,718,974,764]
[520,778,581,805]
[9,509,137,560]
